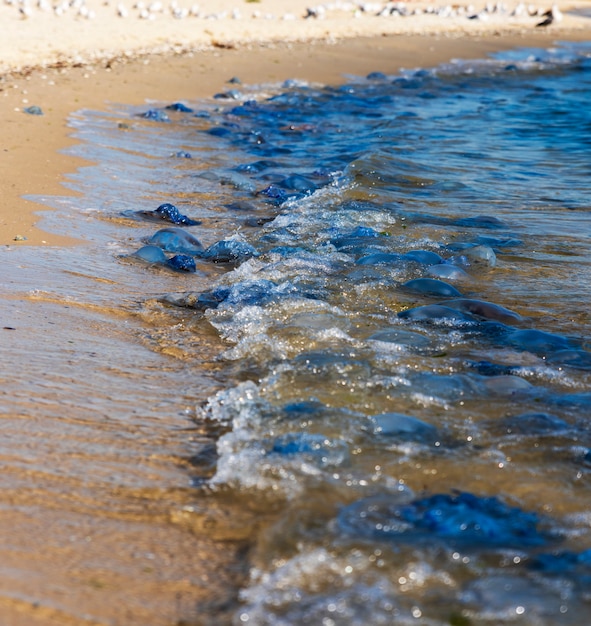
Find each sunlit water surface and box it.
[12,41,591,624]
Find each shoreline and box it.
[0,10,590,624]
[0,0,590,246]
[2,25,590,247]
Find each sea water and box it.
[27,42,591,624]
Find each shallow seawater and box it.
[23,41,591,624]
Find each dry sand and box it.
[1,0,588,73]
[0,0,590,245]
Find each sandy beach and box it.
[0,3,590,625]
[1,0,590,245]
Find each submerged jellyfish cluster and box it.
[108,54,591,622]
[125,200,260,272]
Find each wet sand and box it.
[0,5,590,625]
